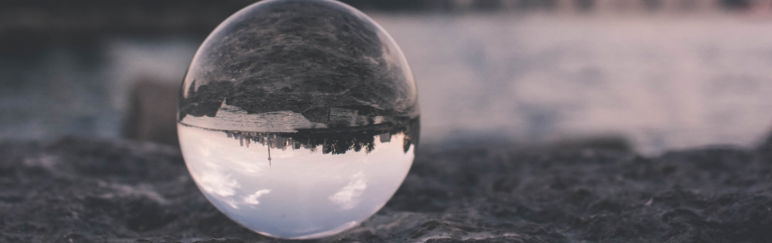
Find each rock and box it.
[123,79,178,145]
[1,138,771,242]
[760,130,772,150]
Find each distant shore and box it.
[1,0,770,39]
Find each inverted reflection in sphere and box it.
[177,0,419,239]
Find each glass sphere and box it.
[177,0,419,239]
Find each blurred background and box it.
[2,0,772,156]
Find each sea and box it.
[2,13,772,155]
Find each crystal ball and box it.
[177,0,419,239]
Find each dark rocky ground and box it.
[2,136,772,242]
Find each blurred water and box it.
[380,14,772,154]
[0,38,198,140]
[2,14,772,155]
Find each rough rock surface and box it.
[1,137,772,242]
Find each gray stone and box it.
[123,79,178,145]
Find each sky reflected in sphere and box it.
[179,124,414,239]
